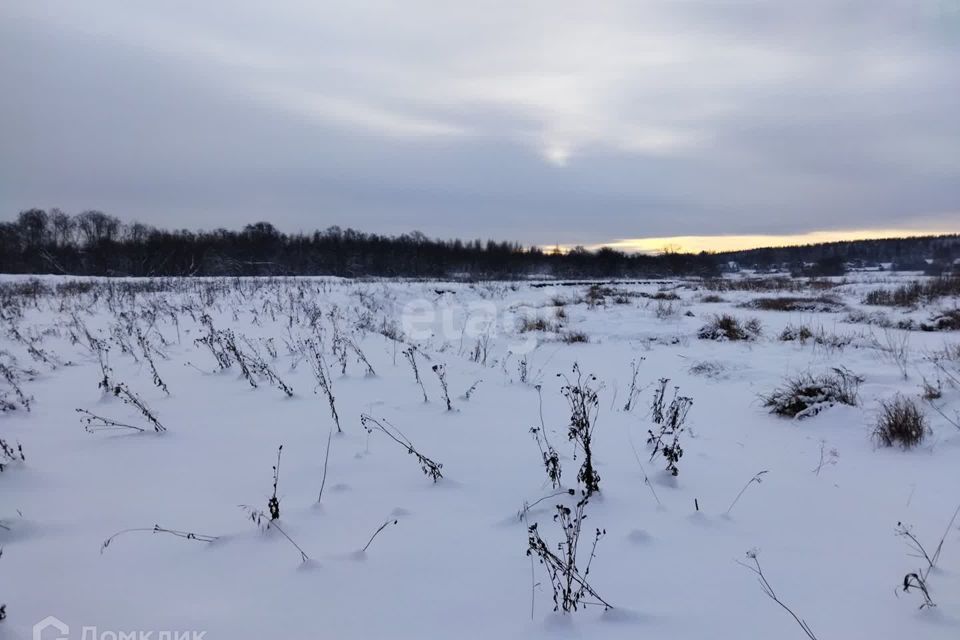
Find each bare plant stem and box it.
[725,470,769,516]
[738,553,818,640]
[76,408,144,433]
[361,518,399,552]
[360,414,443,482]
[925,398,960,431]
[530,554,537,620]
[624,424,661,507]
[101,525,219,554]
[519,489,576,521]
[268,445,282,521]
[932,502,960,568]
[317,427,333,503]
[240,506,310,563]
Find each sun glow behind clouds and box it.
[550,227,960,255]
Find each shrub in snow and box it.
[77,382,167,433]
[586,284,635,307]
[431,363,453,411]
[268,445,283,521]
[895,504,960,609]
[135,328,169,396]
[779,324,814,343]
[779,324,853,351]
[921,308,960,332]
[530,424,562,490]
[360,414,443,482]
[585,285,607,308]
[0,352,34,411]
[530,385,562,489]
[195,316,293,395]
[920,377,942,401]
[873,395,928,449]
[402,346,429,403]
[559,364,601,497]
[0,437,25,472]
[622,358,645,411]
[517,355,529,384]
[697,314,761,341]
[526,491,612,613]
[305,338,341,432]
[519,317,556,332]
[560,330,589,344]
[646,378,693,476]
[654,299,678,319]
[469,334,492,367]
[761,367,863,419]
[688,359,727,378]
[113,381,167,431]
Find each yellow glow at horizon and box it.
[547,228,960,255]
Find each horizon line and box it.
[545,228,960,255]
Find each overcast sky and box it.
[2,1,958,248]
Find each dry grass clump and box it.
[560,331,589,344]
[703,277,840,293]
[863,276,960,308]
[844,309,916,331]
[779,324,853,350]
[688,360,728,378]
[697,314,762,341]
[873,395,928,449]
[520,317,559,333]
[740,296,844,313]
[654,300,679,319]
[779,324,813,342]
[586,285,635,307]
[921,308,960,332]
[761,367,863,419]
[644,291,681,301]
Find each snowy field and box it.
[2,273,959,640]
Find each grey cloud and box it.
[1,1,958,245]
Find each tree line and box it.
[4,208,956,278]
[0,209,717,278]
[721,234,960,273]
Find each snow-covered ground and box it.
[2,273,959,639]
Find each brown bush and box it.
[873,395,928,449]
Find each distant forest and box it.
[720,234,960,274]
[1,208,958,278]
